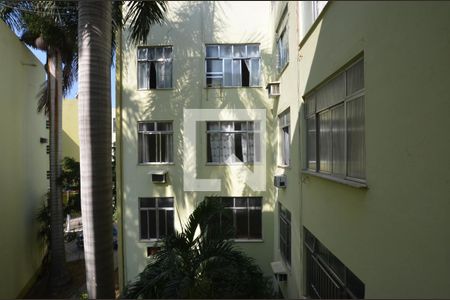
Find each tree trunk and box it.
[78,1,114,298]
[48,48,70,288]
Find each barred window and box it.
[138,121,173,163]
[279,109,290,166]
[279,203,291,266]
[139,197,174,240]
[277,27,288,72]
[205,44,260,87]
[206,121,261,164]
[305,58,365,181]
[137,46,172,89]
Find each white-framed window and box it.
[305,58,365,181]
[138,121,173,164]
[205,44,260,87]
[279,109,290,166]
[137,46,173,89]
[279,202,291,266]
[207,197,262,240]
[312,1,328,21]
[206,121,261,164]
[139,197,174,240]
[277,27,288,72]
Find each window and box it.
[312,1,328,20]
[206,121,261,164]
[205,44,260,87]
[277,27,288,72]
[139,197,174,240]
[279,109,290,166]
[304,227,365,299]
[138,121,173,164]
[137,46,172,89]
[207,197,262,240]
[279,203,291,266]
[305,58,365,181]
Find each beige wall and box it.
[118,1,277,285]
[0,21,48,298]
[62,99,80,160]
[298,2,450,298]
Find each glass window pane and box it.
[140,198,156,208]
[158,197,174,208]
[206,77,222,87]
[221,133,233,164]
[148,210,156,238]
[164,47,172,59]
[146,134,158,162]
[235,197,247,207]
[347,97,365,179]
[232,60,241,86]
[206,59,222,73]
[331,104,345,176]
[221,122,233,131]
[138,48,147,60]
[283,126,290,165]
[346,59,364,96]
[207,122,219,131]
[139,122,154,132]
[220,45,232,58]
[250,58,260,86]
[148,48,155,60]
[155,47,164,59]
[249,210,262,239]
[247,45,259,57]
[137,62,149,89]
[305,95,316,116]
[233,45,246,58]
[140,210,148,239]
[158,210,166,237]
[319,110,332,173]
[157,122,172,131]
[207,133,221,163]
[249,198,261,207]
[206,45,219,57]
[316,73,345,111]
[223,59,232,86]
[222,197,234,208]
[235,210,249,239]
[167,210,174,236]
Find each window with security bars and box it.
[304,227,365,299]
[279,203,291,266]
[137,46,172,89]
[277,27,288,72]
[279,109,290,166]
[305,58,365,181]
[139,197,174,240]
[206,121,261,164]
[138,121,173,163]
[205,44,260,87]
[207,197,262,240]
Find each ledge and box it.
[301,170,368,189]
[233,239,264,243]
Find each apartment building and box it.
[116,1,450,298]
[0,21,48,298]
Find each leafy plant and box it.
[122,199,275,299]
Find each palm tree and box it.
[0,1,77,287]
[77,1,166,297]
[122,200,274,299]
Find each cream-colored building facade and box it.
[0,21,48,298]
[117,1,450,298]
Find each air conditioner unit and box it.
[266,82,280,97]
[149,171,167,184]
[274,175,287,188]
[271,261,287,282]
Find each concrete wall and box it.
[117,1,276,285]
[0,21,48,298]
[298,2,450,298]
[62,99,80,160]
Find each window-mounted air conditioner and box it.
[266,82,280,97]
[271,261,287,282]
[149,171,167,184]
[274,175,287,188]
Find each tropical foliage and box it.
[123,199,274,299]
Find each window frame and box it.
[279,202,291,267]
[204,44,261,88]
[208,196,263,241]
[139,197,175,242]
[206,121,261,165]
[137,46,173,90]
[276,26,289,73]
[137,121,174,165]
[304,57,366,184]
[278,109,291,167]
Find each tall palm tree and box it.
[0,1,77,287]
[78,1,166,297]
[123,200,274,299]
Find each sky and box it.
[29,47,116,108]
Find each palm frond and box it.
[123,0,167,45]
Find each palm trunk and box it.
[78,1,115,298]
[48,48,70,287]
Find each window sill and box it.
[138,162,175,166]
[204,86,263,89]
[277,164,290,169]
[139,239,162,243]
[205,162,264,166]
[137,88,174,91]
[301,170,368,189]
[233,239,264,243]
